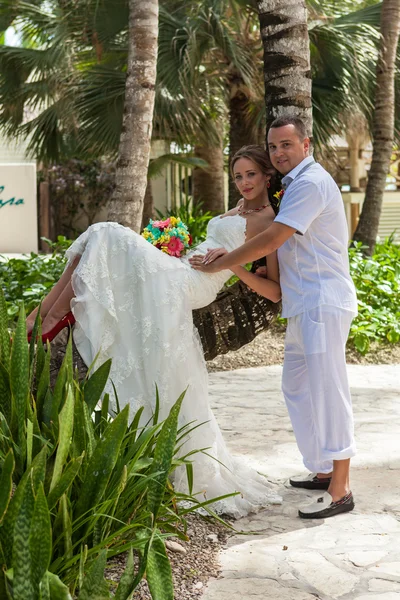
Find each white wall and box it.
[0,163,38,253]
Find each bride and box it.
[27,145,282,517]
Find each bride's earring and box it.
[267,181,271,188]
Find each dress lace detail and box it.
[66,215,281,517]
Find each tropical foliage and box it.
[0,290,231,598]
[0,0,389,162]
[2,235,400,354]
[348,238,400,353]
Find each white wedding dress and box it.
[66,214,281,517]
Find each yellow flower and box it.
[170,217,178,226]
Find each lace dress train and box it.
[66,216,281,518]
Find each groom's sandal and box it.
[298,491,355,519]
[289,473,331,490]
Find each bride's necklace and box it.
[238,202,271,216]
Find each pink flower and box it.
[152,218,171,230]
[163,236,184,257]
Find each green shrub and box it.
[0,291,231,599]
[348,239,400,354]
[0,237,71,323]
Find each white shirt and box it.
[274,156,358,318]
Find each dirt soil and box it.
[207,322,400,372]
[105,514,231,599]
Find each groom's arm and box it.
[189,222,295,273]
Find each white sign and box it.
[0,163,38,253]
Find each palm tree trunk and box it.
[256,0,312,134]
[107,0,158,231]
[352,0,400,254]
[192,143,225,214]
[141,177,154,231]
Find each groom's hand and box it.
[189,254,224,273]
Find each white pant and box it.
[282,305,357,473]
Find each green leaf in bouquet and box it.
[147,390,186,520]
[50,384,75,492]
[10,304,29,460]
[77,549,110,600]
[83,359,112,414]
[146,533,173,600]
[30,484,52,592]
[0,449,14,524]
[74,405,129,523]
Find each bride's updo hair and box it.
[230,145,281,214]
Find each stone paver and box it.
[203,365,400,600]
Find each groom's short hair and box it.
[269,115,308,141]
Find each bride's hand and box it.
[255,266,268,278]
[202,247,228,265]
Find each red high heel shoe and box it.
[28,311,76,344]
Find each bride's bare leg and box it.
[41,280,75,335]
[26,257,80,332]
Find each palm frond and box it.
[148,154,208,179]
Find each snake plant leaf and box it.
[13,474,35,599]
[30,483,52,591]
[0,465,29,565]
[77,549,110,600]
[83,358,112,414]
[146,534,174,600]
[74,405,129,522]
[50,384,75,492]
[50,347,69,423]
[0,287,10,371]
[114,548,136,600]
[10,304,29,460]
[36,347,51,422]
[0,361,11,425]
[39,571,51,600]
[72,390,87,460]
[147,390,186,520]
[0,449,14,524]
[35,329,46,388]
[60,494,73,562]
[153,384,160,426]
[47,571,73,599]
[31,445,47,494]
[47,453,84,510]
[28,306,41,374]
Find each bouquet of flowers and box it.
[141,216,192,258]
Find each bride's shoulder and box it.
[219,201,243,219]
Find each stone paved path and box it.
[203,365,400,600]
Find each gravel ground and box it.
[206,321,400,372]
[105,514,230,599]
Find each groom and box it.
[190,115,358,519]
